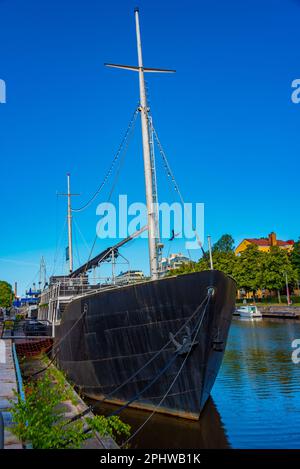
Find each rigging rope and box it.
[27,347,60,379]
[120,290,212,447]
[44,111,137,357]
[73,218,90,255]
[80,291,210,392]
[72,107,139,213]
[73,222,81,267]
[151,123,206,257]
[51,217,67,277]
[50,307,87,354]
[80,114,135,277]
[108,291,211,418]
[64,291,212,425]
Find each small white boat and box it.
[235,305,262,318]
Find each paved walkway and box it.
[0,339,23,449]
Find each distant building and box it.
[161,253,191,272]
[115,270,145,285]
[235,232,294,256]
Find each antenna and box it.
[105,9,175,279]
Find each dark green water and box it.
[92,319,300,449]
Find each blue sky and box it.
[0,0,300,295]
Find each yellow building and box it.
[235,232,294,256]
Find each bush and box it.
[11,372,87,448]
[87,415,131,442]
[11,368,130,448]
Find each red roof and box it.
[246,238,294,247]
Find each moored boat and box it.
[39,8,236,420]
[235,305,262,319]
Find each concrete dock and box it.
[235,305,300,319]
[0,339,23,449]
[260,305,300,319]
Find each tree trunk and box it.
[277,289,281,303]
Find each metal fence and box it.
[0,318,52,340]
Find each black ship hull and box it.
[57,270,236,419]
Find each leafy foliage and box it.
[167,235,237,277]
[210,250,236,276]
[166,234,299,300]
[11,371,87,449]
[87,415,131,441]
[261,246,298,292]
[11,368,130,448]
[0,280,13,308]
[212,234,235,253]
[167,261,199,276]
[291,238,300,278]
[233,244,265,293]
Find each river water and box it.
[92,318,300,449]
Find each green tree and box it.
[0,280,13,308]
[233,244,265,295]
[167,234,237,277]
[210,250,236,276]
[262,246,297,303]
[291,238,300,279]
[167,261,198,276]
[169,250,236,276]
[212,234,235,253]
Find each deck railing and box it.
[0,318,53,340]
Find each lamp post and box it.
[207,235,214,270]
[284,272,291,305]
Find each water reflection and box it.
[91,319,300,449]
[91,397,229,449]
[212,318,300,448]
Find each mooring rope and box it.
[64,290,212,425]
[109,290,212,419]
[74,290,210,395]
[28,347,61,379]
[120,290,212,447]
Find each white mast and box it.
[67,173,73,273]
[134,8,158,279]
[105,8,175,279]
[58,173,80,274]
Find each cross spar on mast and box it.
[105,8,175,279]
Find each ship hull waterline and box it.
[56,270,236,420]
